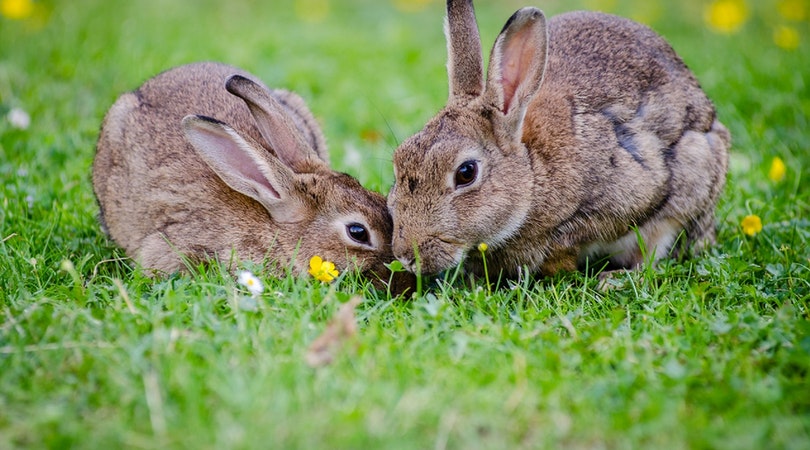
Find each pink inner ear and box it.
[196,126,280,199]
[500,26,535,113]
[228,148,281,200]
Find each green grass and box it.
[1,0,809,448]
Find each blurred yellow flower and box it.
[309,256,339,283]
[704,0,748,34]
[1,0,33,20]
[768,156,787,182]
[393,0,434,13]
[777,0,806,21]
[741,215,763,236]
[477,242,488,253]
[773,25,800,50]
[295,0,329,24]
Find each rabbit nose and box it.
[392,237,416,269]
[393,245,414,265]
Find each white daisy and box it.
[237,270,264,297]
[8,107,30,130]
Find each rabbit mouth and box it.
[436,236,465,246]
[395,236,467,275]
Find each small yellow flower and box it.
[773,25,800,50]
[309,256,339,283]
[477,242,488,253]
[768,156,787,183]
[741,215,763,236]
[704,0,748,34]
[777,0,806,21]
[237,270,264,296]
[1,0,33,20]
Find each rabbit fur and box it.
[94,62,405,286]
[388,1,730,278]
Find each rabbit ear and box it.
[445,0,484,99]
[182,115,307,223]
[225,75,327,173]
[484,8,548,130]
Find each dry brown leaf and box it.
[305,296,362,368]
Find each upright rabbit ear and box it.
[182,115,307,223]
[225,75,328,173]
[484,7,548,132]
[446,0,484,99]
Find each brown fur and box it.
[388,2,730,278]
[94,62,413,291]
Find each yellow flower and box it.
[1,0,33,20]
[704,0,748,34]
[477,242,488,253]
[773,25,800,50]
[741,215,763,236]
[769,156,787,182]
[777,0,806,21]
[309,256,339,283]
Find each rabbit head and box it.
[389,2,549,275]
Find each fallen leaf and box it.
[305,296,362,368]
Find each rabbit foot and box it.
[596,269,632,291]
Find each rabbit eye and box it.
[455,160,478,187]
[346,223,370,245]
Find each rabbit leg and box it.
[580,216,683,271]
[539,245,579,276]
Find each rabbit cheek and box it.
[456,160,532,248]
[309,213,394,280]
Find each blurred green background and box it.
[1,0,808,448]
[1,0,807,192]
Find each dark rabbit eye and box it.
[455,160,478,187]
[346,223,370,245]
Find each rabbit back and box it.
[95,63,279,271]
[521,12,729,269]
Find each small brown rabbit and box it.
[388,1,730,278]
[94,62,410,289]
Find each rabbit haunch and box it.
[93,62,404,285]
[388,1,729,277]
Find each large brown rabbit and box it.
[94,62,411,289]
[388,1,730,278]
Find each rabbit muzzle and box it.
[392,233,467,276]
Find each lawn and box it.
[1,0,809,448]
